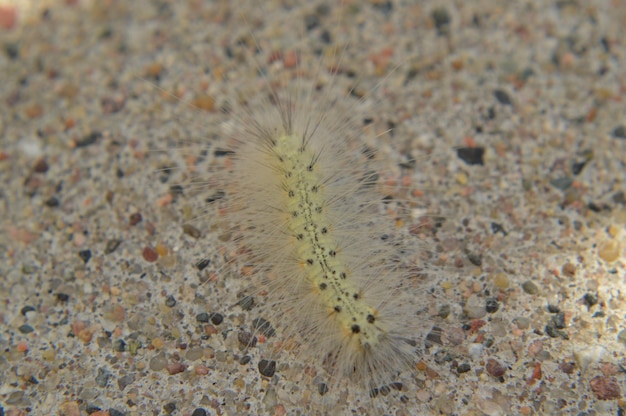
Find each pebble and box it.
[589,376,621,400]
[149,352,168,371]
[485,358,506,378]
[96,367,111,387]
[117,374,135,391]
[598,239,620,262]
[493,89,512,106]
[18,324,34,334]
[485,298,499,313]
[611,125,626,139]
[142,246,158,262]
[166,362,187,375]
[573,346,606,373]
[465,294,487,319]
[186,347,204,361]
[456,147,485,166]
[521,281,539,295]
[258,359,276,377]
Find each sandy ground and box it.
[1,0,625,415]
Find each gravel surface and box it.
[1,1,625,415]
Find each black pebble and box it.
[611,125,626,139]
[431,7,451,35]
[457,363,471,374]
[78,249,92,264]
[191,409,208,416]
[491,222,507,236]
[163,402,176,414]
[44,196,60,207]
[582,292,598,309]
[258,359,276,377]
[493,89,512,105]
[113,339,126,352]
[75,131,102,148]
[485,298,499,313]
[237,295,255,311]
[195,258,210,271]
[252,317,275,337]
[18,324,34,334]
[165,295,176,307]
[209,312,223,325]
[456,147,485,165]
[21,305,36,316]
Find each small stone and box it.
[183,224,202,239]
[113,339,126,352]
[196,258,210,270]
[573,346,606,373]
[431,7,451,35]
[108,409,126,416]
[186,347,204,361]
[196,312,210,323]
[166,362,187,375]
[33,157,49,173]
[252,317,275,337]
[192,94,216,112]
[514,317,530,330]
[457,147,485,165]
[318,383,329,396]
[425,326,443,347]
[562,262,576,277]
[258,359,276,377]
[165,295,176,307]
[617,329,626,347]
[129,212,142,226]
[209,312,223,325]
[117,374,135,391]
[78,249,92,264]
[547,304,560,313]
[163,402,176,414]
[45,196,60,207]
[522,281,538,295]
[582,292,598,309]
[237,331,257,349]
[598,240,620,262]
[75,131,102,147]
[485,358,506,378]
[457,363,471,374]
[20,305,36,316]
[95,367,111,387]
[611,125,626,139]
[493,273,510,289]
[485,298,499,313]
[149,352,168,371]
[590,376,621,400]
[142,246,158,262]
[550,176,573,190]
[191,409,208,416]
[467,251,482,266]
[493,89,512,105]
[237,295,255,311]
[105,239,122,254]
[18,324,34,334]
